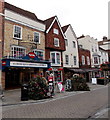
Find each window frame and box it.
[11,45,26,57]
[33,32,40,44]
[13,25,22,40]
[53,28,59,35]
[54,38,59,47]
[33,49,44,60]
[73,41,76,48]
[82,55,85,65]
[65,55,69,65]
[50,51,61,66]
[73,56,77,65]
[87,56,90,65]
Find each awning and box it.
[65,68,86,73]
[64,68,100,73]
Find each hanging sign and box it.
[28,52,36,59]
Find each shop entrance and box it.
[5,68,21,89]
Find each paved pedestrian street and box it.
[2,84,109,119]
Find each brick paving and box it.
[2,83,109,118]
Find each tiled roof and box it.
[62,24,70,33]
[43,16,56,30]
[4,2,44,23]
[77,35,85,39]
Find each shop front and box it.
[47,67,64,83]
[2,53,50,89]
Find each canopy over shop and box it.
[2,53,51,89]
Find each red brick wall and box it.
[79,48,91,68]
[0,0,4,58]
[45,20,65,51]
[0,0,4,88]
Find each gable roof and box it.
[4,2,44,24]
[62,24,78,40]
[44,16,66,39]
[62,24,70,33]
[44,16,56,30]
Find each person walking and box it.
[48,73,54,97]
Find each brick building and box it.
[0,0,4,86]
[78,48,91,69]
[44,16,66,82]
[2,2,50,89]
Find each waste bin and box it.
[21,84,29,101]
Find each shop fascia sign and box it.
[10,61,48,68]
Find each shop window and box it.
[11,46,26,57]
[82,55,85,65]
[53,28,59,35]
[65,55,69,65]
[50,52,61,66]
[73,56,77,65]
[54,38,59,47]
[34,32,40,44]
[33,50,43,60]
[13,25,22,39]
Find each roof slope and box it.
[43,16,56,30]
[4,2,44,23]
[62,24,69,33]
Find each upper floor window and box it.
[73,41,76,48]
[11,46,26,57]
[34,32,40,44]
[73,56,77,65]
[65,55,69,65]
[82,55,85,65]
[92,46,94,52]
[53,28,59,35]
[13,25,22,39]
[87,56,90,65]
[65,39,68,46]
[33,49,43,60]
[79,45,83,48]
[50,52,61,66]
[94,57,98,64]
[54,38,59,47]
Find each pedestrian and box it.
[48,73,54,97]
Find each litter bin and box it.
[21,84,29,101]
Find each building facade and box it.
[98,36,110,62]
[2,2,50,89]
[44,16,66,82]
[62,24,79,68]
[78,47,91,81]
[0,0,4,87]
[77,35,102,80]
[78,35,100,68]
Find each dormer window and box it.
[53,28,59,35]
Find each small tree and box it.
[71,74,90,91]
[28,76,49,100]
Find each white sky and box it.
[5,0,109,41]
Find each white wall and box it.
[5,9,45,32]
[78,35,100,67]
[63,25,79,68]
[99,49,108,64]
